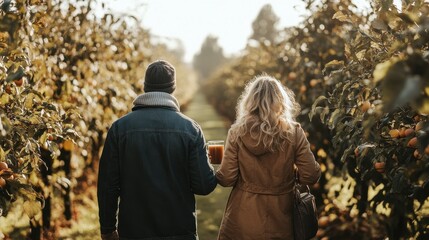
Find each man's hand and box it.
[101,230,119,240]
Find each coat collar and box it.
[132,92,180,111]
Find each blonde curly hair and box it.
[230,74,301,152]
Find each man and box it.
[97,60,217,240]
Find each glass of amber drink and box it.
[207,140,224,164]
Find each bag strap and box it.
[293,125,311,195]
[294,125,300,185]
[293,125,300,199]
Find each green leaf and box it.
[5,66,24,82]
[341,145,354,163]
[328,109,341,128]
[309,96,327,120]
[320,106,330,123]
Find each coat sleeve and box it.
[294,125,321,185]
[216,129,239,187]
[188,126,217,195]
[97,123,120,235]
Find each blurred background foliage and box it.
[0,0,428,239]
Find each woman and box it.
[216,74,321,240]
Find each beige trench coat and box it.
[216,123,321,240]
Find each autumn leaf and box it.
[23,200,41,219]
[332,11,351,23]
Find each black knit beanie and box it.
[144,60,176,94]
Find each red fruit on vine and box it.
[389,129,400,138]
[407,137,418,148]
[414,115,421,122]
[354,147,359,157]
[309,79,320,87]
[318,216,330,227]
[404,128,415,137]
[415,121,424,131]
[399,128,406,138]
[5,85,12,94]
[414,149,422,159]
[48,134,55,141]
[0,162,8,170]
[360,101,371,112]
[288,72,297,81]
[374,162,386,173]
[14,78,23,87]
[63,140,74,151]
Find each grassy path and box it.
[183,91,231,240]
[183,91,229,141]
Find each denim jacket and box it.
[97,92,217,240]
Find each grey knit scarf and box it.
[132,92,180,111]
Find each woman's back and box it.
[215,75,321,240]
[225,123,296,194]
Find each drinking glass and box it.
[207,140,224,164]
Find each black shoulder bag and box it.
[293,176,318,240]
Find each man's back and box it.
[97,60,217,240]
[117,107,213,238]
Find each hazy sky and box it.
[102,0,398,63]
[102,0,307,62]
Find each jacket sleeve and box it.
[216,129,239,187]
[189,126,217,195]
[295,125,321,185]
[97,123,120,235]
